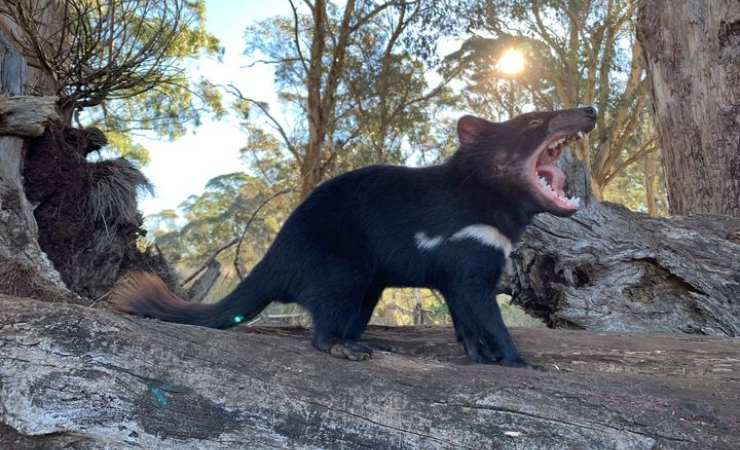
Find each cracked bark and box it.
[637,0,740,217]
[510,201,740,336]
[1,296,738,449]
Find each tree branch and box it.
[226,84,302,164]
[233,189,291,280]
[288,0,310,75]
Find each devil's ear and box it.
[457,115,495,146]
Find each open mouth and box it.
[529,131,585,211]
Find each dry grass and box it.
[85,158,153,228]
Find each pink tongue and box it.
[537,165,566,195]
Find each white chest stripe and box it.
[449,224,513,257]
[415,232,444,250]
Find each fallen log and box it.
[511,202,740,336]
[1,296,738,449]
[186,259,221,303]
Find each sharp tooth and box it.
[564,196,581,208]
[577,131,584,139]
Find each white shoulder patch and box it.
[415,232,443,250]
[449,224,513,257]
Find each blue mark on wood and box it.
[148,383,175,406]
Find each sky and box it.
[137,1,293,216]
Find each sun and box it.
[497,49,525,76]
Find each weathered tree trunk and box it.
[637,0,740,217]
[511,202,740,336]
[1,295,738,449]
[300,0,356,199]
[1,15,163,301]
[644,152,658,216]
[0,29,66,292]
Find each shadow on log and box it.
[1,296,739,449]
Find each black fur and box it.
[113,107,596,367]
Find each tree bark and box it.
[644,151,658,216]
[0,96,58,136]
[0,28,66,291]
[511,201,740,336]
[500,147,737,337]
[637,0,740,217]
[1,295,739,449]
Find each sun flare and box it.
[497,49,525,75]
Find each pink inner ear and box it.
[457,115,489,146]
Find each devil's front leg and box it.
[446,301,502,363]
[442,252,535,368]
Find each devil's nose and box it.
[580,105,598,119]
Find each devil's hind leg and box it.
[310,301,375,361]
[343,283,383,341]
[300,263,375,361]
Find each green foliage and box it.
[146,209,180,236]
[496,295,545,328]
[70,0,224,121]
[238,124,298,188]
[146,172,291,274]
[371,289,543,328]
[5,0,227,162]
[241,1,460,180]
[103,131,150,166]
[444,0,658,195]
[603,155,669,215]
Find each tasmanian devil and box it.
[112,106,596,368]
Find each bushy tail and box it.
[110,270,272,329]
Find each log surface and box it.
[0,296,738,449]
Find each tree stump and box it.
[0,29,70,299]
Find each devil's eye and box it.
[528,119,544,127]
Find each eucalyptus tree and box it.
[638,0,740,218]
[241,0,459,199]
